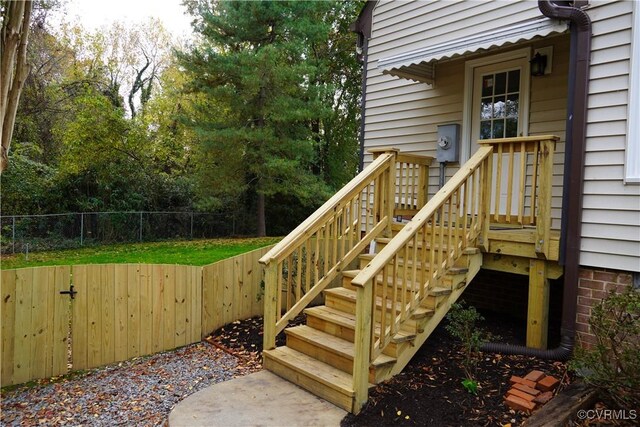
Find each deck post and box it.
[535,138,555,259]
[352,281,373,414]
[526,259,549,349]
[479,152,492,252]
[263,262,278,351]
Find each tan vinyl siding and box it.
[363,0,568,227]
[582,0,640,272]
[362,0,639,272]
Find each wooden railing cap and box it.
[477,135,560,144]
[367,147,400,154]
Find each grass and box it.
[0,237,281,269]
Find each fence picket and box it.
[127,265,140,358]
[53,266,70,378]
[114,265,128,362]
[175,265,187,348]
[1,270,16,385]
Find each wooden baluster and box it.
[276,263,283,321]
[386,165,395,237]
[286,255,292,311]
[411,235,418,308]
[332,214,339,266]
[419,225,427,298]
[418,164,428,209]
[314,230,320,286]
[364,184,370,234]
[530,142,539,225]
[481,154,493,251]
[506,143,515,223]
[494,144,503,222]
[411,164,417,209]
[438,205,445,272]
[380,264,388,348]
[323,224,329,278]
[398,162,405,209]
[401,244,408,315]
[463,176,470,246]
[430,215,437,283]
[305,239,311,293]
[454,188,461,252]
[263,262,278,351]
[518,141,526,224]
[296,247,302,303]
[447,196,453,266]
[470,169,478,235]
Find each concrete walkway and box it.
[169,371,347,427]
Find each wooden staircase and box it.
[259,137,558,414]
[264,225,482,413]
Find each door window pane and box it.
[508,70,520,93]
[494,72,506,95]
[478,69,520,140]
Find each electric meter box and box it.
[436,124,460,163]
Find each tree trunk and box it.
[257,192,266,237]
[1,0,33,174]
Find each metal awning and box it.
[377,17,569,84]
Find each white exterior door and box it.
[470,57,529,219]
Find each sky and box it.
[52,0,194,39]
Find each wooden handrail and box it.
[259,152,395,266]
[261,149,434,352]
[351,146,494,411]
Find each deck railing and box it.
[259,149,433,350]
[349,135,557,411]
[479,135,557,258]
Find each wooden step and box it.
[304,305,417,357]
[376,236,460,252]
[285,325,395,383]
[358,253,432,272]
[263,346,357,412]
[324,287,434,321]
[341,269,420,296]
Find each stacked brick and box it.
[504,370,560,413]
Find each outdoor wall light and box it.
[530,52,548,77]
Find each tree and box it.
[1,0,33,173]
[180,0,342,236]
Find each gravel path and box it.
[1,342,240,426]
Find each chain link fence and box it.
[0,211,251,254]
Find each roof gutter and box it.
[481,0,592,360]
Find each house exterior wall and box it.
[362,0,640,273]
[581,0,639,272]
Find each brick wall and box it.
[576,267,633,348]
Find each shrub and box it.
[570,288,640,410]
[445,302,492,393]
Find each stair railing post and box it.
[535,138,555,259]
[385,152,397,237]
[352,280,373,414]
[263,261,278,351]
[480,150,493,251]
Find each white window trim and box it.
[625,0,640,184]
[461,48,531,162]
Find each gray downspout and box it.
[481,0,591,360]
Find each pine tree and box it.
[180,0,336,236]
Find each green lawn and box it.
[0,237,281,270]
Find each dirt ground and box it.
[209,310,572,427]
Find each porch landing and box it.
[168,370,346,427]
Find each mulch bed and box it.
[208,311,573,427]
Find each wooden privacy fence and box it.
[0,245,274,387]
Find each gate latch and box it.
[60,285,78,299]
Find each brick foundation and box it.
[576,267,633,349]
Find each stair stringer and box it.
[372,248,483,382]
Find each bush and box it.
[570,288,640,410]
[445,302,493,393]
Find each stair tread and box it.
[344,269,421,291]
[428,286,452,296]
[325,287,405,311]
[286,325,396,367]
[303,306,417,343]
[264,347,356,395]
